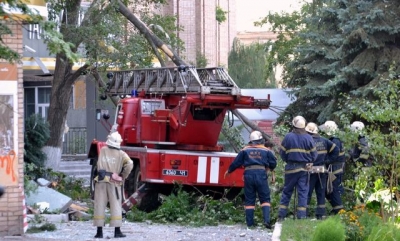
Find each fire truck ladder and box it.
[105,66,241,96]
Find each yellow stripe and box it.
[93,216,105,220]
[329,144,336,153]
[110,216,122,220]
[317,150,327,154]
[286,148,313,154]
[297,207,307,211]
[279,205,287,209]
[339,152,345,156]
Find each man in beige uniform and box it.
[93,132,133,238]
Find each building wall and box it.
[161,0,236,67]
[0,22,26,236]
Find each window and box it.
[24,87,51,119]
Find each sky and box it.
[236,0,304,32]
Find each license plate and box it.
[162,169,188,176]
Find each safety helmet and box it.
[323,120,338,136]
[350,121,365,132]
[249,131,263,142]
[305,122,318,134]
[106,132,123,149]
[292,116,306,129]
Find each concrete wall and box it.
[0,22,26,236]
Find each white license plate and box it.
[162,169,188,176]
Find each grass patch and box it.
[280,219,320,241]
[27,223,56,233]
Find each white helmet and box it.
[305,122,318,134]
[106,132,123,149]
[323,120,338,136]
[249,131,263,142]
[350,121,365,132]
[292,116,306,129]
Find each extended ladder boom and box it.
[105,66,241,97]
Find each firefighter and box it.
[322,120,346,214]
[305,122,338,219]
[349,121,371,167]
[93,132,133,238]
[278,116,318,221]
[224,131,277,229]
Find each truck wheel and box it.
[126,165,160,212]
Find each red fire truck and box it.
[88,66,271,211]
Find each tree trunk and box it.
[115,0,185,67]
[42,0,89,170]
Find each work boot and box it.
[245,209,255,227]
[114,227,126,238]
[94,227,103,238]
[264,222,272,229]
[261,206,271,229]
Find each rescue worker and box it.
[321,120,346,214]
[305,122,338,219]
[278,116,318,221]
[349,121,371,167]
[93,132,133,238]
[224,131,277,229]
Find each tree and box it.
[271,0,400,124]
[41,0,183,169]
[228,38,275,88]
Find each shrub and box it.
[367,224,400,241]
[312,216,345,241]
[24,114,50,167]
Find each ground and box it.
[1,221,274,241]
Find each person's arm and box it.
[279,136,289,162]
[224,150,245,179]
[120,152,134,179]
[325,140,339,165]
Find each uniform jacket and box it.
[350,135,371,166]
[279,128,318,163]
[328,136,345,164]
[228,144,277,173]
[310,134,339,166]
[96,146,134,184]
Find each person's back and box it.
[305,122,338,219]
[278,116,318,221]
[225,131,277,229]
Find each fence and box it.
[62,127,87,154]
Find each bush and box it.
[367,224,400,241]
[24,114,50,167]
[312,216,345,241]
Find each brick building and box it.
[0,22,27,236]
[159,0,236,67]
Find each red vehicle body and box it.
[88,66,271,211]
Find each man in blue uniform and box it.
[321,120,346,214]
[305,122,338,219]
[224,131,277,229]
[349,121,371,167]
[278,116,318,221]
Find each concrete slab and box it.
[26,182,73,213]
[36,178,51,187]
[272,222,282,241]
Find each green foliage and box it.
[24,114,50,167]
[338,205,383,241]
[215,6,228,24]
[337,74,400,222]
[228,39,275,88]
[0,0,43,62]
[280,219,318,241]
[219,118,245,153]
[126,185,245,226]
[367,224,400,241]
[27,214,57,233]
[312,216,345,241]
[195,51,208,68]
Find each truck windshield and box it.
[141,100,165,114]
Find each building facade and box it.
[160,0,236,67]
[0,20,28,237]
